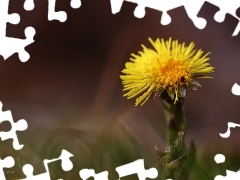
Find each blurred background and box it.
[0,0,240,179]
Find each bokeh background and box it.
[0,0,240,179]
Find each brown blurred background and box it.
[0,0,240,171]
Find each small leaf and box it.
[177,131,185,148]
[167,90,174,100]
[154,87,165,99]
[155,145,170,157]
[178,85,187,98]
[167,154,187,169]
[189,80,201,90]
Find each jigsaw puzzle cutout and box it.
[70,0,82,9]
[110,0,201,27]
[0,0,83,62]
[214,82,240,180]
[24,0,35,11]
[215,154,226,164]
[116,159,158,180]
[214,153,240,180]
[79,169,109,180]
[0,101,28,150]
[110,0,240,36]
[0,1,240,179]
[48,0,67,22]
[197,2,240,37]
[24,0,82,12]
[20,149,73,180]
[0,156,14,180]
[219,122,240,138]
[48,0,81,22]
[208,0,240,36]
[0,0,36,62]
[215,170,240,180]
[232,83,240,96]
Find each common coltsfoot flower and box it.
[120,38,214,105]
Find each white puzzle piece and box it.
[110,0,240,36]
[20,149,74,180]
[116,159,158,180]
[0,101,28,150]
[0,156,14,180]
[0,0,35,62]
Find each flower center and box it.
[155,59,192,90]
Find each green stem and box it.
[157,92,187,179]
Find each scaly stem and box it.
[156,92,187,180]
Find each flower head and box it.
[120,38,214,106]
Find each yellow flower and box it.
[120,38,214,106]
